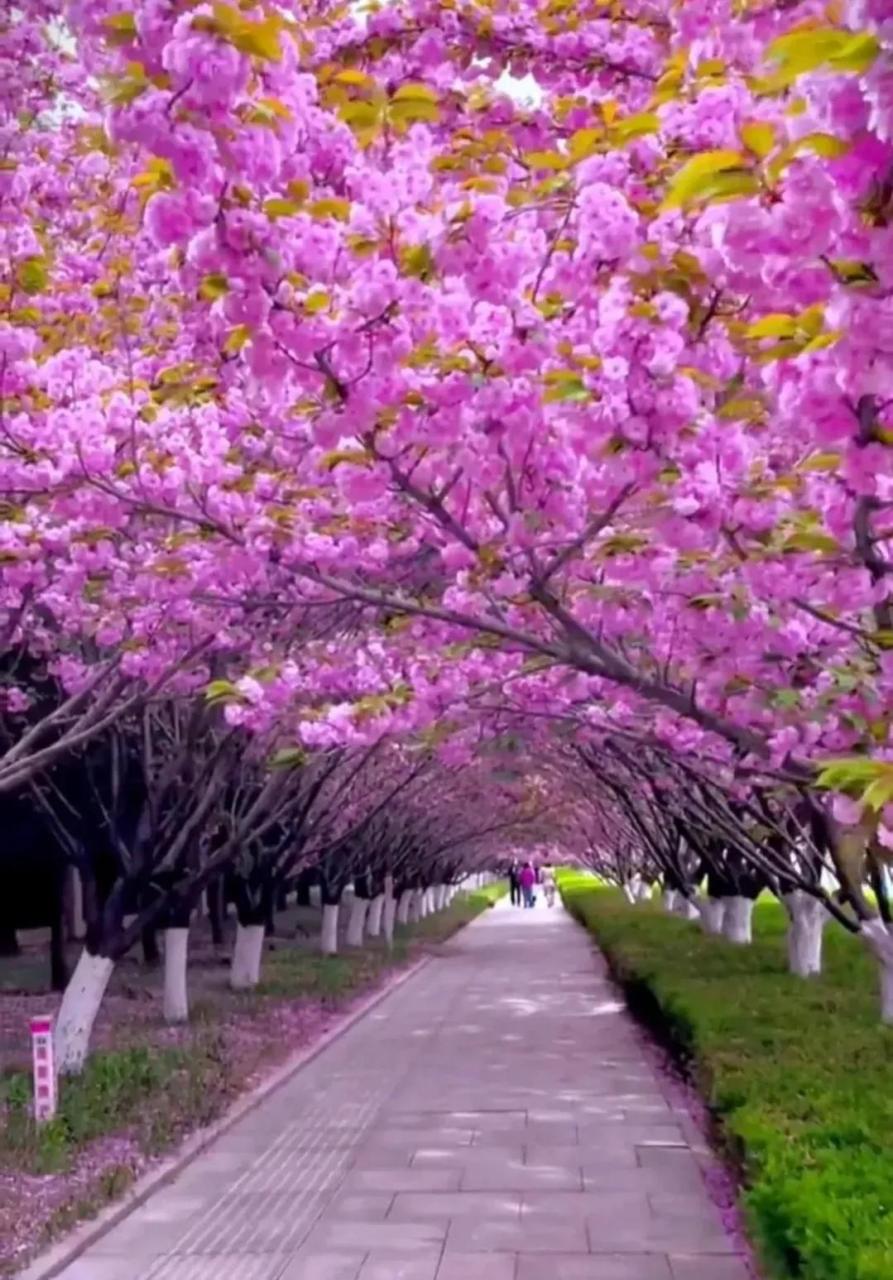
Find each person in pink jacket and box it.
[519,862,536,909]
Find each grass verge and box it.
[0,883,503,1275]
[559,872,893,1280]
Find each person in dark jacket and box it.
[508,860,522,906]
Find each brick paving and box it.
[56,898,748,1280]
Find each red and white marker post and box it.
[30,1016,57,1123]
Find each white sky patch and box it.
[494,68,543,107]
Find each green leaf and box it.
[661,150,752,210]
[399,243,435,279]
[198,273,229,301]
[264,197,304,218]
[270,746,307,769]
[321,448,372,470]
[568,129,602,161]
[523,150,570,171]
[223,325,250,355]
[389,98,440,125]
[16,257,49,295]
[745,313,797,339]
[612,112,660,144]
[542,372,591,403]
[740,121,776,158]
[764,27,879,86]
[825,259,879,287]
[816,756,885,790]
[784,530,840,554]
[829,31,881,72]
[392,82,439,104]
[793,131,850,159]
[303,290,330,313]
[863,774,893,812]
[205,678,240,705]
[308,198,351,221]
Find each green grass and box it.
[0,1036,230,1175]
[559,873,893,1280]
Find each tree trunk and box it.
[66,867,86,940]
[676,896,700,921]
[0,925,19,957]
[699,897,727,936]
[366,894,385,938]
[396,890,412,925]
[230,923,265,990]
[163,927,190,1022]
[862,919,893,1023]
[784,891,827,977]
[383,877,396,946]
[321,902,339,955]
[722,896,754,944]
[663,889,679,914]
[636,880,652,902]
[50,905,69,992]
[141,924,161,969]
[208,880,225,947]
[54,949,115,1075]
[346,895,369,947]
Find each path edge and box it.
[18,953,432,1280]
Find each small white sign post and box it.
[30,1016,57,1124]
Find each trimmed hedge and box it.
[560,873,893,1280]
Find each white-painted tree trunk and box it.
[409,890,422,923]
[54,950,115,1076]
[862,919,893,1023]
[163,928,190,1022]
[309,885,323,909]
[676,896,699,921]
[321,903,339,955]
[230,924,265,990]
[622,881,637,904]
[383,881,397,945]
[636,881,652,902]
[699,897,727,936]
[722,896,754,944]
[783,891,827,977]
[366,894,385,938]
[663,889,679,915]
[396,890,412,925]
[346,896,369,946]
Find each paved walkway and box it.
[58,899,747,1280]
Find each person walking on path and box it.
[519,861,536,908]
[541,863,556,908]
[508,860,522,907]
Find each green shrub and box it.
[559,874,893,1280]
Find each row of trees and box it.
[2,673,532,1074]
[555,733,893,1003]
